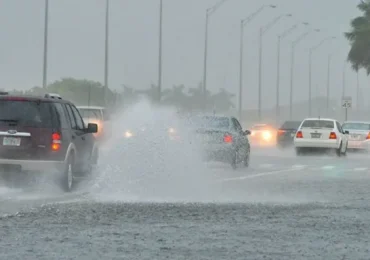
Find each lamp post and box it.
[308,36,336,116]
[158,0,163,102]
[238,4,276,121]
[289,28,320,119]
[42,0,49,89]
[275,22,308,124]
[326,53,332,116]
[103,0,109,106]
[202,0,229,110]
[257,13,292,121]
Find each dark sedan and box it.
[276,120,302,148]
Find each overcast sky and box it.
[0,0,367,109]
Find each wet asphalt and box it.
[1,146,370,260]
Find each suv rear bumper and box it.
[0,159,65,172]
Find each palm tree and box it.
[345,0,370,73]
[209,88,235,112]
[162,84,189,108]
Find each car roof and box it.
[77,105,105,110]
[0,95,72,104]
[302,118,335,121]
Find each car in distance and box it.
[188,115,251,169]
[0,93,99,192]
[276,120,302,148]
[249,123,276,146]
[77,105,111,142]
[342,121,370,151]
[294,118,348,156]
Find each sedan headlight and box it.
[262,131,272,140]
[168,127,176,134]
[124,130,133,138]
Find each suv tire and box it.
[61,154,75,192]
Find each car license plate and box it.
[311,133,321,138]
[3,137,21,146]
[350,134,361,140]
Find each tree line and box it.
[3,78,236,113]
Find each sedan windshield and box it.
[342,123,370,130]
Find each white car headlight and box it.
[262,131,272,140]
[168,127,176,134]
[124,131,133,138]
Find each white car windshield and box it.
[301,120,334,128]
[79,109,102,120]
[342,123,370,130]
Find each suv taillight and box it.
[51,132,61,151]
[366,132,370,139]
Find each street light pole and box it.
[238,4,276,121]
[289,29,314,119]
[158,0,163,102]
[326,54,332,116]
[103,0,109,106]
[202,0,228,111]
[258,13,291,121]
[275,23,302,124]
[342,61,346,99]
[42,0,49,89]
[308,36,335,116]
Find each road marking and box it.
[353,167,368,171]
[321,165,335,170]
[217,168,303,182]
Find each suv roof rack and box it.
[44,93,62,99]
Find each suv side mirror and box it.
[244,130,251,136]
[86,123,98,133]
[344,130,349,135]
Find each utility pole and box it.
[103,0,109,106]
[42,0,49,89]
[158,0,163,102]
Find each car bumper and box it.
[294,139,340,149]
[347,140,370,150]
[0,159,65,172]
[202,143,234,162]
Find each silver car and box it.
[342,121,370,151]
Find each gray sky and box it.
[0,0,366,109]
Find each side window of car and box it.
[336,122,343,133]
[232,118,243,132]
[65,104,77,129]
[54,103,69,129]
[71,105,85,130]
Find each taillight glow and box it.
[51,132,61,151]
[296,131,303,138]
[277,129,286,135]
[329,132,337,139]
[224,134,233,143]
[366,132,370,139]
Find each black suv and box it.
[0,93,98,192]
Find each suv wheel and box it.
[61,155,75,192]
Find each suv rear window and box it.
[0,100,52,128]
[280,121,301,129]
[301,120,334,129]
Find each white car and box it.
[342,121,370,151]
[294,118,349,156]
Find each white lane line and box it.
[292,164,307,169]
[217,168,303,182]
[321,165,335,170]
[353,167,368,171]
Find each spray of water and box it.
[87,98,226,202]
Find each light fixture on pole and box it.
[257,13,292,121]
[202,0,229,111]
[158,0,163,102]
[308,36,336,116]
[275,22,308,124]
[238,4,276,121]
[103,0,109,106]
